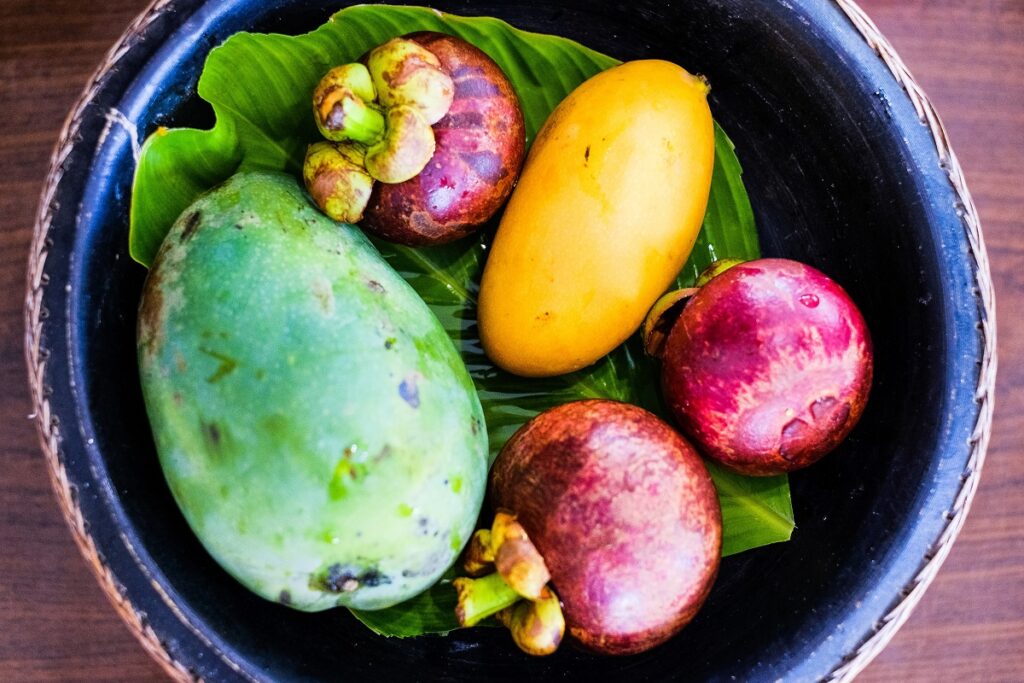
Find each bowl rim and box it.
[24,0,997,680]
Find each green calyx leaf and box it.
[130,4,794,639]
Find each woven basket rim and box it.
[24,1,997,681]
[24,6,201,681]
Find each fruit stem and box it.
[454,572,523,627]
[455,509,566,656]
[642,287,699,358]
[643,258,751,357]
[466,510,552,599]
[313,64,386,145]
[695,257,745,287]
[319,94,386,145]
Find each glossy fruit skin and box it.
[490,400,721,655]
[478,59,714,377]
[137,172,487,611]
[662,258,873,476]
[361,32,526,246]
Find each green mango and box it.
[137,172,488,611]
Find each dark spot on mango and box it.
[311,563,359,593]
[204,422,222,447]
[179,210,202,243]
[199,347,238,383]
[278,590,292,605]
[366,279,386,294]
[584,145,591,164]
[310,564,390,593]
[399,374,420,408]
[385,337,397,350]
[360,569,390,588]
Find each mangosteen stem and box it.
[642,287,699,358]
[319,93,385,146]
[467,510,552,599]
[455,509,565,655]
[643,258,751,357]
[695,257,745,287]
[313,63,386,146]
[454,572,523,627]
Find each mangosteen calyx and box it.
[454,510,566,656]
[642,286,699,357]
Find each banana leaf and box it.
[128,4,794,638]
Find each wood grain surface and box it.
[1,0,1020,680]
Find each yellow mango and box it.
[478,60,715,377]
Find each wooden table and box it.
[1,1,1020,680]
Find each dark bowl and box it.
[27,0,994,680]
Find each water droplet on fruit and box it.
[799,293,819,308]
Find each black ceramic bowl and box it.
[27,0,995,680]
